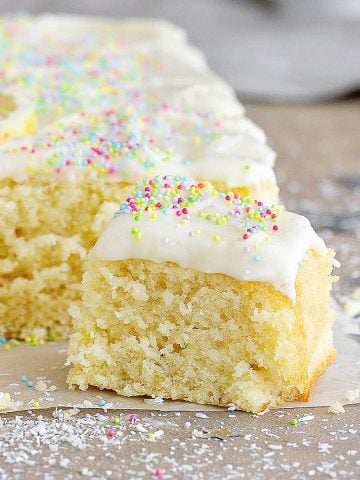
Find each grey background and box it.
[1,0,360,102]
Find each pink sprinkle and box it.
[234,193,240,199]
[243,234,249,240]
[225,195,231,201]
[154,468,163,478]
[182,208,188,214]
[129,414,137,424]
[178,184,184,190]
[271,214,277,219]
[257,201,263,206]
[197,182,204,188]
[65,160,72,166]
[107,428,115,438]
[176,211,182,216]
[273,225,279,231]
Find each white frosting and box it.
[90,177,327,302]
[0,106,276,201]
[0,14,276,201]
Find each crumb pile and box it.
[67,175,336,413]
[0,14,278,339]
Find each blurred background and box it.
[1,0,359,298]
[1,0,359,101]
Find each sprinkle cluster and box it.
[2,98,221,178]
[0,16,224,179]
[115,175,280,246]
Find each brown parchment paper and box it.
[1,309,359,413]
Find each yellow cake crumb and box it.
[67,248,336,413]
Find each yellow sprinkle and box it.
[3,344,10,351]
[32,401,40,408]
[253,244,260,251]
[148,433,156,440]
[193,135,201,145]
[212,190,218,196]
[264,236,271,243]
[213,234,221,243]
[150,213,157,219]
[135,232,143,240]
[25,336,32,344]
[195,229,201,236]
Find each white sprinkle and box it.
[298,414,315,422]
[268,444,282,450]
[195,413,209,419]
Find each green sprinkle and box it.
[290,418,298,426]
[48,331,57,341]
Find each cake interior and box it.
[67,249,336,413]
[0,173,123,339]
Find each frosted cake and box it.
[67,176,336,413]
[0,14,278,339]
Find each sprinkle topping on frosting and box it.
[115,175,280,245]
[92,176,326,302]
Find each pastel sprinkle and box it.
[290,418,298,426]
[32,401,40,408]
[154,467,163,478]
[98,399,106,407]
[113,416,120,425]
[129,414,137,423]
[115,176,281,250]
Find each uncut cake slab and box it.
[0,13,278,341]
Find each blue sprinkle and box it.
[21,375,28,382]
[0,337,7,344]
[253,254,262,262]
[98,399,106,407]
[27,381,34,387]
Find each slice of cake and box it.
[67,175,336,413]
